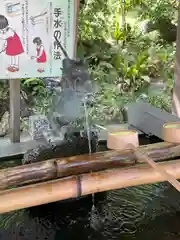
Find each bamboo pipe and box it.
[0,159,180,214]
[0,153,135,190]
[1,142,180,190]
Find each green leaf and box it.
[24,78,41,85]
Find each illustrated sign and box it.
[0,0,78,79]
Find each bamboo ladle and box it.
[95,124,180,192]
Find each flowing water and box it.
[83,99,92,155]
[83,99,97,219]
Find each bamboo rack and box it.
[0,142,180,190]
[0,159,180,214]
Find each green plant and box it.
[139,0,178,22]
[83,20,175,123]
[0,81,9,100]
[20,78,53,115]
[21,78,46,96]
[0,0,176,126]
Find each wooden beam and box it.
[173,2,180,116]
[74,0,79,57]
[9,79,21,143]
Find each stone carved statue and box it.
[23,42,97,164]
[46,53,94,142]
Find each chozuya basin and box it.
[107,129,139,150]
[162,122,180,143]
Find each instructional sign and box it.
[0,0,78,79]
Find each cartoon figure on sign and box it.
[31,37,47,73]
[0,15,24,72]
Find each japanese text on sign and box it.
[53,7,63,60]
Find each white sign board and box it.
[0,0,78,79]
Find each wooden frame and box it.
[9,79,21,142]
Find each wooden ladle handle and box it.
[131,145,180,192]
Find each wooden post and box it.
[9,79,20,143]
[74,0,79,57]
[172,2,180,116]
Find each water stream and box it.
[83,98,98,223]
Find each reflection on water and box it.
[0,179,180,239]
[1,141,180,239]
